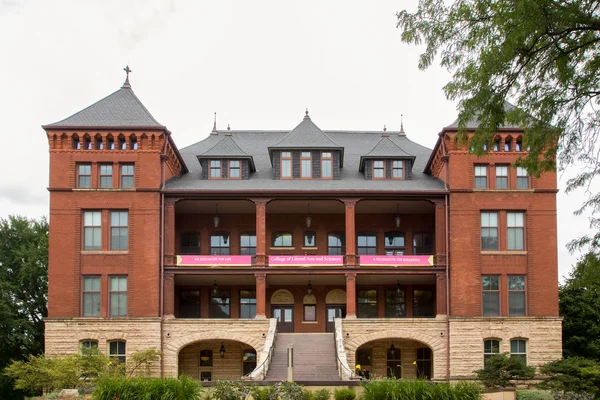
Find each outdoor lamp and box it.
[219,343,226,358]
[395,280,402,296]
[212,281,218,296]
[307,280,313,295]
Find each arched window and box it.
[510,339,527,364]
[484,339,500,364]
[80,340,98,354]
[108,340,126,363]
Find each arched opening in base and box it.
[355,338,433,380]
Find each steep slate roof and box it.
[444,101,522,130]
[166,116,444,193]
[268,113,344,166]
[43,80,165,129]
[358,134,416,172]
[197,134,256,172]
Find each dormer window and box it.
[322,152,332,178]
[392,161,404,179]
[373,161,385,179]
[301,152,312,178]
[281,152,292,179]
[229,160,240,178]
[210,160,221,179]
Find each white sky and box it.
[0,0,592,282]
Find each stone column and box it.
[255,273,267,319]
[345,273,357,318]
[164,272,175,318]
[436,272,447,316]
[340,198,361,266]
[250,198,271,266]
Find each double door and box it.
[326,305,346,332]
[272,305,293,332]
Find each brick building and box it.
[43,75,562,382]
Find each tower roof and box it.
[42,83,165,130]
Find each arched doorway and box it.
[355,339,433,379]
[325,289,346,332]
[271,289,294,332]
[178,339,257,381]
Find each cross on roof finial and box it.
[400,114,405,135]
[304,108,310,119]
[211,112,218,134]
[122,65,132,88]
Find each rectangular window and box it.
[416,348,432,380]
[392,160,403,179]
[272,232,293,247]
[99,164,113,188]
[120,164,134,188]
[77,164,92,188]
[482,276,500,316]
[281,152,292,178]
[229,160,241,178]
[240,233,256,255]
[413,232,433,255]
[242,349,257,375]
[304,305,316,321]
[83,211,102,250]
[210,233,230,255]
[109,341,126,363]
[385,289,405,317]
[484,339,501,364]
[180,232,201,254]
[357,233,377,255]
[474,165,488,189]
[110,211,128,250]
[200,372,212,382]
[508,276,526,316]
[301,152,311,178]
[322,152,333,178]
[357,289,378,318]
[210,160,221,179]
[200,349,213,367]
[510,339,527,363]
[373,160,384,179]
[517,167,529,189]
[179,290,200,318]
[384,232,405,255]
[507,212,525,250]
[82,276,100,317]
[413,289,435,317]
[356,348,372,366]
[210,289,230,318]
[109,276,127,317]
[495,165,508,189]
[240,290,256,318]
[327,233,345,255]
[481,212,499,250]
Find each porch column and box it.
[164,272,175,318]
[164,197,179,265]
[432,199,446,265]
[251,198,271,267]
[345,273,357,318]
[436,272,447,316]
[255,273,267,319]
[341,198,361,266]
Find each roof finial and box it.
[304,108,310,119]
[211,112,218,135]
[225,124,231,136]
[122,65,132,88]
[382,124,389,137]
[400,114,405,135]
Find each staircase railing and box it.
[244,318,278,380]
[333,318,357,380]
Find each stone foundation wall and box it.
[449,317,562,378]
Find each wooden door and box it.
[326,305,346,332]
[272,306,294,332]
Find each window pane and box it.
[301,159,311,177]
[483,292,500,316]
[322,159,332,177]
[482,276,499,290]
[508,276,525,290]
[357,290,378,318]
[304,305,316,321]
[509,292,526,316]
[281,160,292,177]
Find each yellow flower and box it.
[412,361,417,365]
[355,364,361,370]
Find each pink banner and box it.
[359,255,434,267]
[268,255,344,267]
[177,255,252,266]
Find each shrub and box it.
[517,390,553,400]
[278,381,309,400]
[537,357,600,399]
[361,378,481,400]
[333,388,355,400]
[93,375,201,400]
[251,385,279,400]
[313,388,331,400]
[475,353,536,388]
[211,380,252,400]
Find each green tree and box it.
[475,353,536,388]
[560,252,600,361]
[397,0,600,252]
[0,215,48,399]
[538,357,600,398]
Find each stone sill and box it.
[165,318,274,325]
[448,316,563,322]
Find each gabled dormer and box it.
[197,130,256,180]
[359,131,416,180]
[267,111,344,180]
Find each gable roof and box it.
[268,113,344,166]
[197,134,256,172]
[42,81,165,129]
[359,134,416,172]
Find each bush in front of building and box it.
[333,387,356,400]
[475,353,536,388]
[537,357,600,399]
[93,375,201,400]
[312,389,331,400]
[516,390,553,400]
[361,378,481,400]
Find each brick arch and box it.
[167,331,263,357]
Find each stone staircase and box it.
[265,333,340,382]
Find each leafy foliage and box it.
[312,389,331,400]
[475,353,536,388]
[560,253,600,361]
[516,390,553,400]
[211,380,253,400]
[361,378,481,400]
[538,357,600,398]
[333,388,355,400]
[397,0,600,253]
[0,216,48,399]
[93,375,201,400]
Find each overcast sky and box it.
[0,0,592,282]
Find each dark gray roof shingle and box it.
[43,83,165,129]
[444,101,522,129]
[197,135,256,172]
[359,134,416,172]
